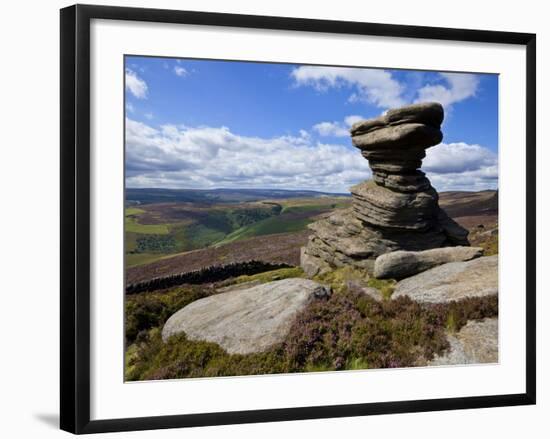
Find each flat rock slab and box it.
[216,280,262,294]
[393,255,498,303]
[162,278,328,354]
[429,318,498,365]
[374,246,483,279]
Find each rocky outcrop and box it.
[162,278,330,354]
[392,255,498,303]
[374,246,483,279]
[301,102,469,277]
[429,318,498,365]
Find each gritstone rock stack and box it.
[301,102,469,277]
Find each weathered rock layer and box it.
[301,102,469,277]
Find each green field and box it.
[216,214,312,245]
[125,209,171,235]
[124,197,350,267]
[126,207,145,215]
[215,201,351,246]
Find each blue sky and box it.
[125,56,498,193]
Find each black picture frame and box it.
[60,4,536,434]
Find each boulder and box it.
[162,278,330,354]
[385,101,444,127]
[393,255,498,303]
[429,318,498,365]
[374,246,483,279]
[350,102,444,136]
[216,280,262,293]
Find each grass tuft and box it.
[314,266,370,293]
[367,278,397,300]
[480,233,498,256]
[233,267,305,284]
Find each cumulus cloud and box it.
[125,118,371,193]
[344,115,364,126]
[428,167,498,192]
[174,66,188,77]
[416,73,479,108]
[291,66,405,109]
[292,66,481,112]
[424,142,496,174]
[313,114,364,137]
[424,142,498,191]
[125,68,148,99]
[125,119,497,193]
[313,121,349,137]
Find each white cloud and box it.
[292,66,481,112]
[144,112,154,120]
[125,103,134,113]
[291,66,405,109]
[424,142,496,174]
[313,115,364,137]
[125,68,148,99]
[428,166,498,192]
[125,118,371,193]
[344,115,363,126]
[424,142,498,191]
[313,122,349,137]
[125,120,497,193]
[174,66,188,77]
[416,73,479,108]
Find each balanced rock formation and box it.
[162,278,330,354]
[392,254,498,303]
[301,102,469,277]
[374,246,483,280]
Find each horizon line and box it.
[125,186,498,193]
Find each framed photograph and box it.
[60,4,536,434]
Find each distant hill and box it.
[126,187,351,205]
[438,190,498,218]
[125,188,498,282]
